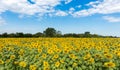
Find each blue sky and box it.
[0,0,120,36]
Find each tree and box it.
[84,31,91,37]
[24,33,33,37]
[63,33,79,37]
[43,28,56,37]
[56,31,62,37]
[9,33,16,37]
[16,32,24,37]
[2,32,8,37]
[33,32,43,37]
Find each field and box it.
[0,38,120,70]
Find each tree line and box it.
[0,28,117,38]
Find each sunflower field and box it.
[0,38,120,70]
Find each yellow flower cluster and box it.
[104,62,115,68]
[0,38,120,70]
[19,61,27,67]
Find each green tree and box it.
[56,31,62,37]
[33,32,43,37]
[84,31,91,37]
[2,33,8,37]
[24,33,33,37]
[16,32,24,37]
[8,33,16,37]
[43,28,56,37]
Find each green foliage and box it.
[33,32,43,37]
[43,28,57,37]
[0,28,117,38]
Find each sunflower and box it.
[29,64,37,70]
[55,61,60,67]
[53,54,59,59]
[69,54,77,59]
[104,54,113,59]
[42,54,47,59]
[83,54,91,60]
[18,49,24,56]
[14,61,19,65]
[43,67,50,70]
[10,55,16,59]
[72,62,77,67]
[43,61,49,67]
[19,61,27,68]
[38,48,42,53]
[104,62,115,68]
[0,59,4,64]
[88,58,94,64]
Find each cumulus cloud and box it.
[85,1,101,6]
[0,17,6,26]
[55,10,68,16]
[73,0,120,17]
[69,7,75,11]
[0,0,120,18]
[103,16,120,22]
[0,0,73,17]
[68,7,75,15]
[76,5,81,8]
[64,0,72,4]
[0,0,61,16]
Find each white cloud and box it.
[0,0,61,16]
[85,1,101,6]
[68,7,75,15]
[76,5,81,8]
[55,10,68,16]
[64,0,72,4]
[0,17,6,26]
[0,0,120,18]
[73,0,120,17]
[69,7,75,11]
[103,16,120,22]
[0,0,74,17]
